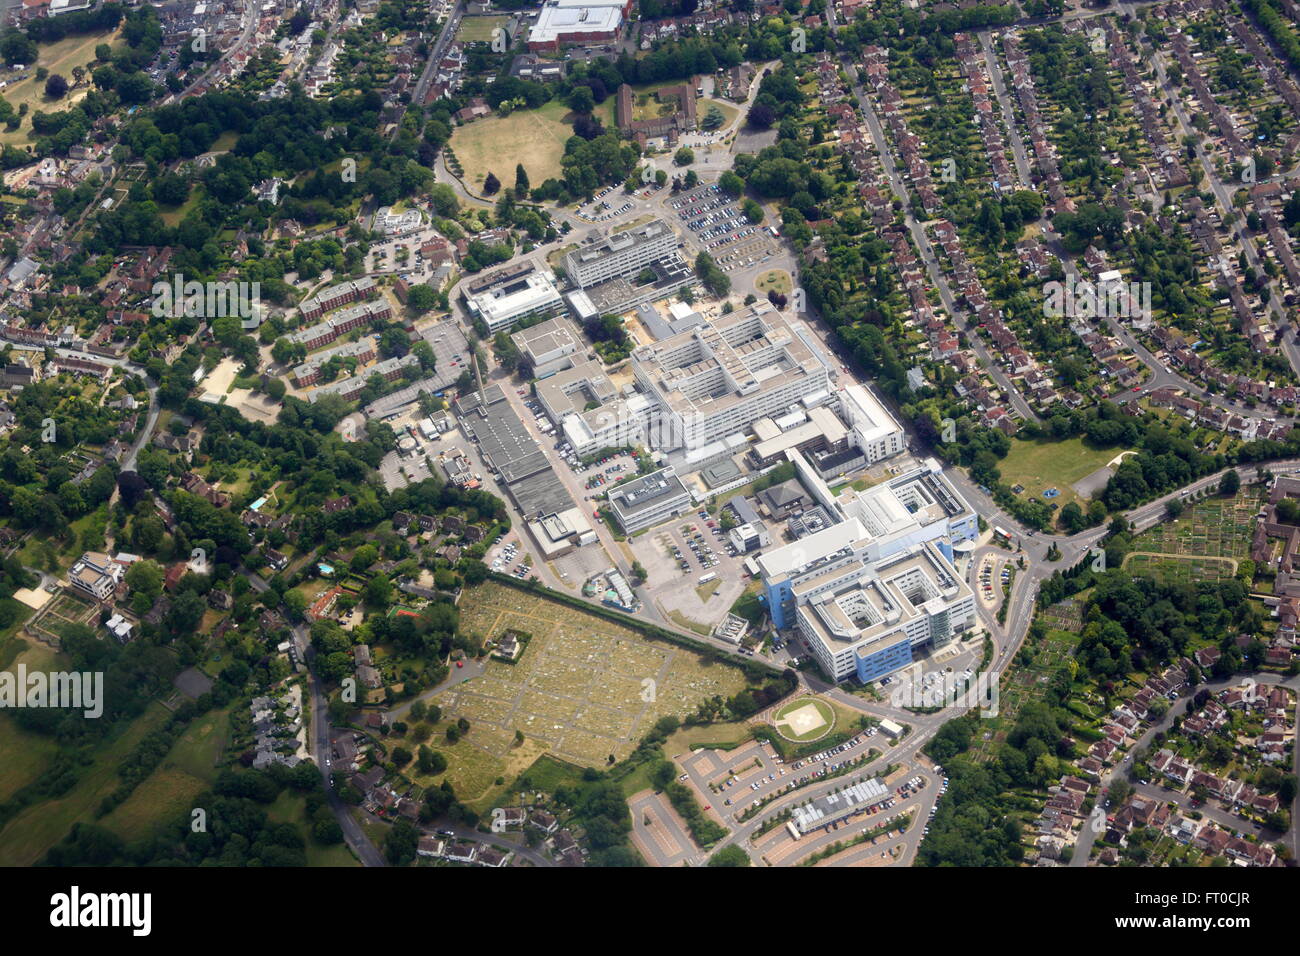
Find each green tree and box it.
[567,85,595,115]
[708,845,751,866]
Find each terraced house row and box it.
[1001,32,1074,215]
[953,32,1020,191]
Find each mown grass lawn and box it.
[449,100,575,192]
[997,436,1128,508]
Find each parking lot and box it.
[378,447,433,492]
[671,185,777,272]
[365,225,445,275]
[575,184,637,223]
[678,727,886,823]
[653,514,732,576]
[638,507,754,634]
[415,320,471,388]
[754,768,940,866]
[579,452,637,492]
[880,650,985,710]
[976,554,1011,609]
[487,534,533,580]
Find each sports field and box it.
[455,15,508,43]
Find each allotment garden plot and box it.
[1121,491,1261,585]
[445,582,748,768]
[970,599,1083,761]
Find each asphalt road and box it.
[302,637,388,867]
[1072,670,1300,866]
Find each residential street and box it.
[838,53,1039,423]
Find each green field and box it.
[455,15,509,43]
[99,704,236,841]
[449,99,574,193]
[159,185,203,227]
[664,719,753,755]
[101,767,209,843]
[997,436,1129,508]
[0,644,63,803]
[699,97,740,131]
[448,98,616,195]
[0,30,123,148]
[0,702,171,866]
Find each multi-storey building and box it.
[287,300,392,350]
[759,521,974,682]
[606,467,692,533]
[536,359,618,424]
[69,552,125,601]
[298,277,378,321]
[838,384,906,463]
[631,301,833,454]
[565,218,679,288]
[562,393,655,457]
[463,270,564,333]
[307,354,420,403]
[291,339,377,386]
[511,316,582,378]
[527,0,630,53]
[754,452,978,683]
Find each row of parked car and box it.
[706,225,759,250]
[580,186,634,222]
[670,185,723,212]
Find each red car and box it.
[456,660,464,669]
